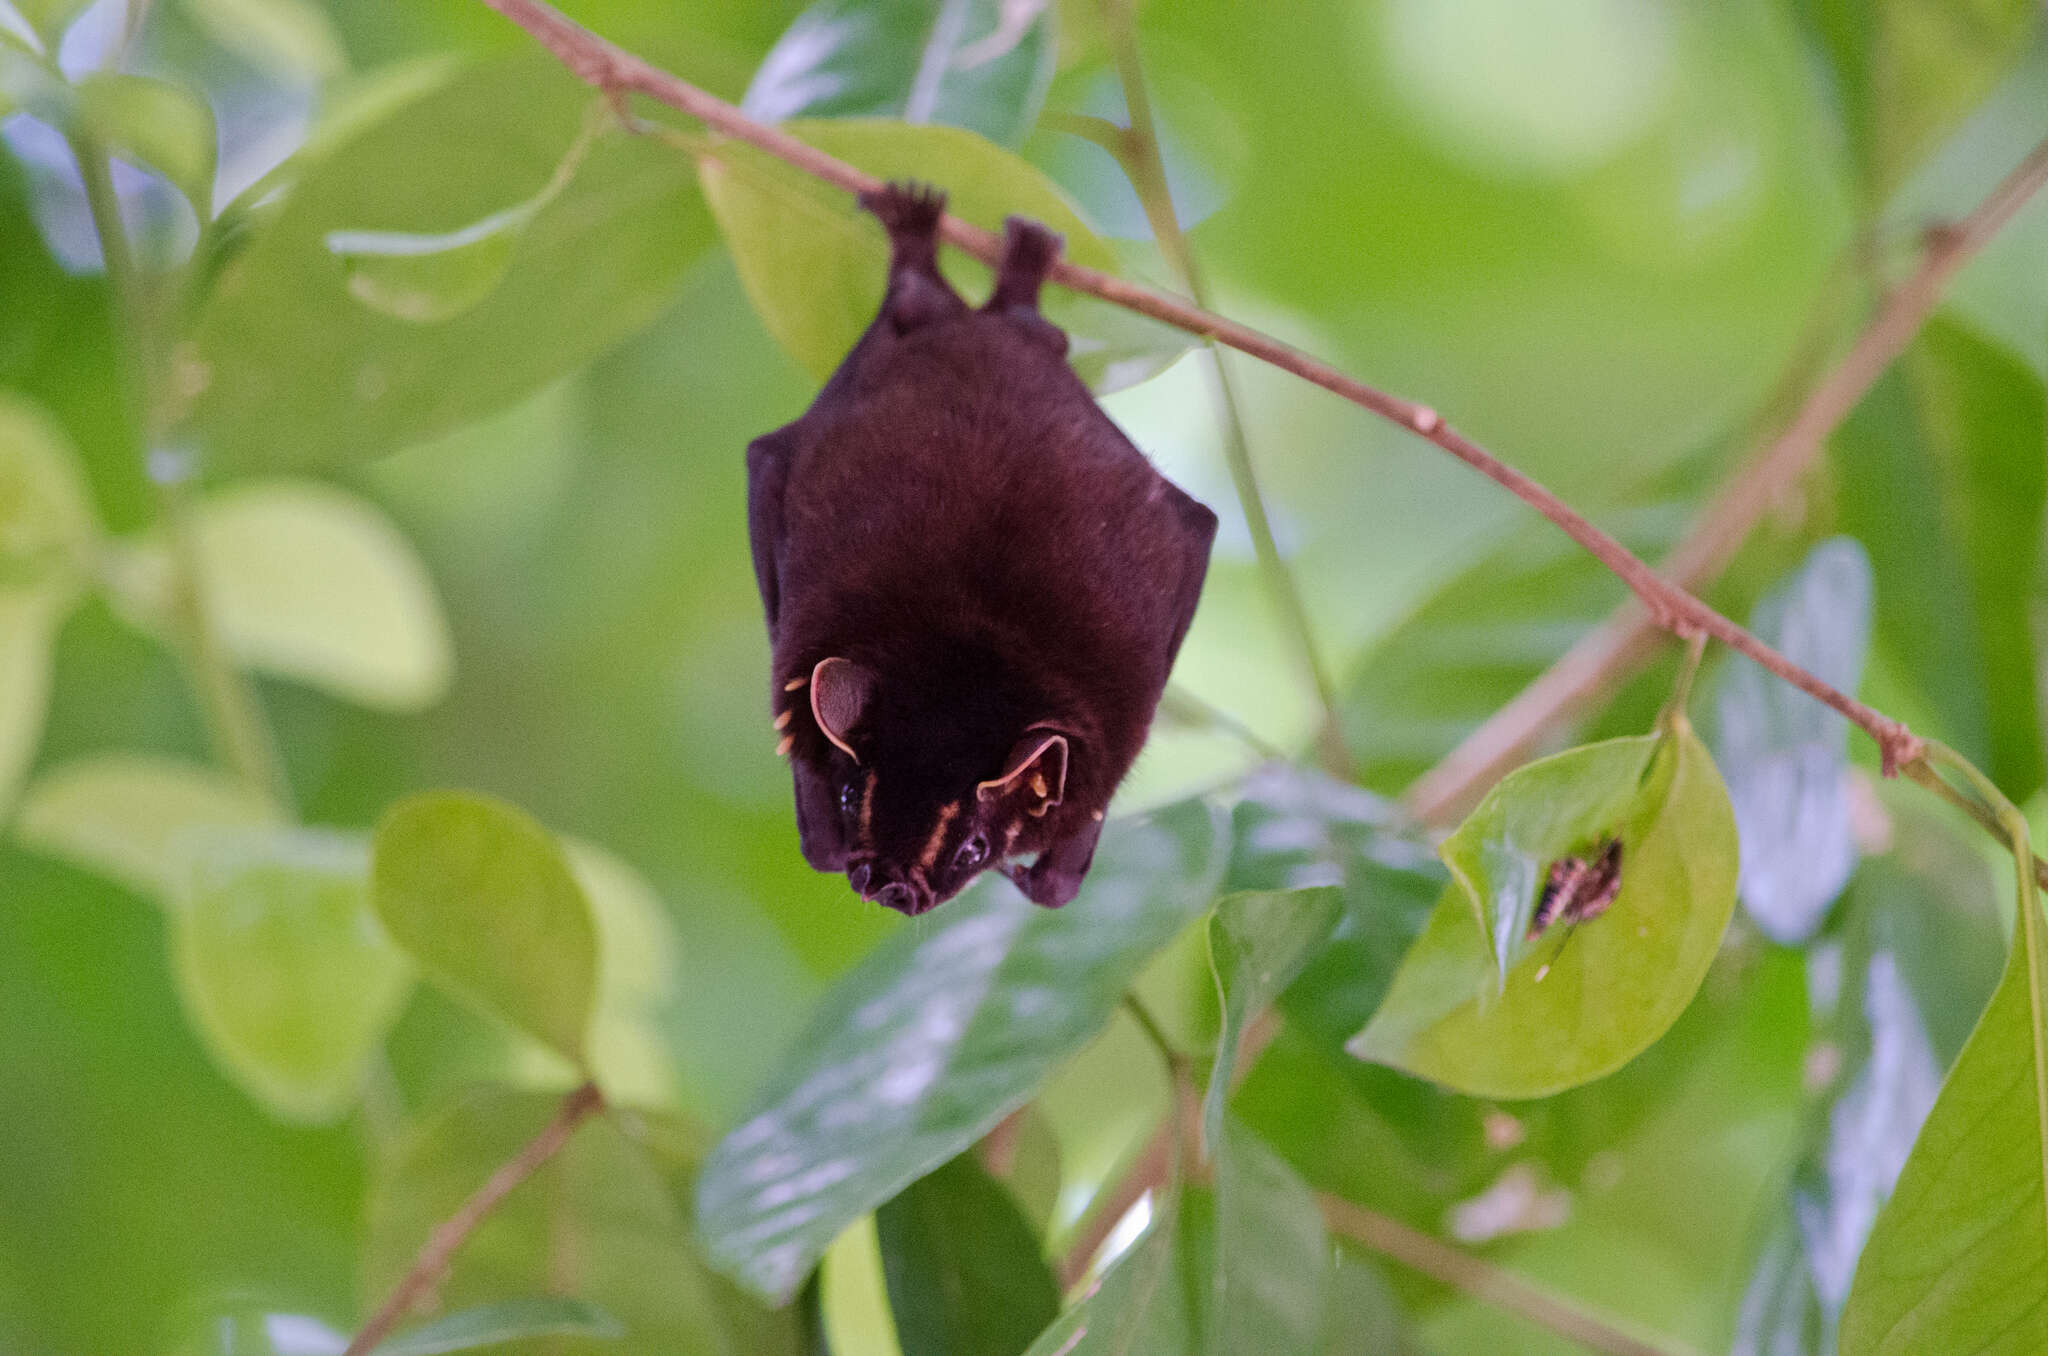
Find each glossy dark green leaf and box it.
[1203,887,1341,1153]
[1351,724,1739,1098]
[189,56,710,470]
[1839,874,2048,1351]
[1837,318,2047,800]
[371,791,597,1067]
[1024,1123,1328,1356]
[698,118,1188,393]
[744,0,1055,148]
[1221,765,1443,1055]
[381,1298,623,1354]
[696,799,1224,1302]
[73,73,217,217]
[876,1153,1059,1356]
[171,826,412,1123]
[1713,538,1871,943]
[365,1087,787,1356]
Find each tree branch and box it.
[343,1081,605,1356]
[1319,1195,1689,1356]
[477,0,1922,779]
[1406,133,2048,824]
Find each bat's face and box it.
[791,657,1069,914]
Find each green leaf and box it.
[821,1216,906,1356]
[73,73,218,217]
[0,390,96,589]
[365,1087,787,1356]
[875,1153,1059,1356]
[169,826,411,1123]
[1838,317,2047,800]
[14,753,282,900]
[381,1299,624,1355]
[699,118,1188,393]
[9,0,92,46]
[1024,1192,1187,1356]
[1713,537,1872,943]
[325,211,526,326]
[371,791,598,1067]
[0,585,65,820]
[744,0,1055,148]
[189,56,710,471]
[178,0,346,83]
[696,799,1224,1302]
[1340,500,1687,795]
[566,840,688,1111]
[1203,887,1342,1153]
[1803,0,2040,198]
[1025,1125,1329,1356]
[1351,724,1740,1098]
[1199,1123,1330,1356]
[109,480,453,712]
[1221,766,1444,1056]
[1839,884,2048,1351]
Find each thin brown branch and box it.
[1319,1195,1689,1356]
[1407,134,2048,824]
[1059,1115,1172,1288]
[343,1081,605,1356]
[478,0,1924,780]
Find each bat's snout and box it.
[848,859,935,915]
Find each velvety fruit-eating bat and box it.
[746,182,1217,915]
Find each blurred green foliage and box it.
[2,0,2047,1352]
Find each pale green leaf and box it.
[567,839,686,1111]
[170,826,412,1123]
[1025,1193,1187,1356]
[744,0,1055,148]
[699,118,1188,393]
[0,585,64,821]
[822,1217,905,1356]
[1203,887,1341,1153]
[0,390,96,590]
[74,73,218,217]
[1351,724,1739,1099]
[696,800,1224,1302]
[1839,889,2048,1351]
[381,1299,623,1355]
[14,753,281,900]
[178,0,345,82]
[1200,1124,1330,1356]
[190,56,710,471]
[371,791,597,1067]
[8,0,90,46]
[875,1153,1059,1356]
[326,210,524,325]
[112,481,454,712]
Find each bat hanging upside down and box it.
[746,183,1217,914]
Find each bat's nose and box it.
[873,879,935,915]
[849,862,873,897]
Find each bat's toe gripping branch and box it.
[988,216,1063,314]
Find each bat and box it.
[745,182,1217,914]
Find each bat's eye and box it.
[838,782,858,820]
[954,833,990,872]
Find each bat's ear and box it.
[810,657,874,760]
[977,726,1069,817]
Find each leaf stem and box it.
[1319,1195,1688,1356]
[1095,0,1351,776]
[65,128,292,808]
[343,1081,605,1356]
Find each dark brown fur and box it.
[746,183,1217,914]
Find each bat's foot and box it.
[985,216,1067,354]
[859,181,966,333]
